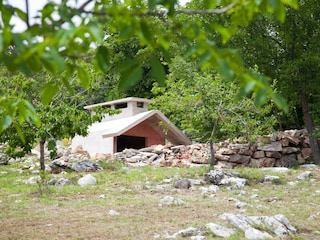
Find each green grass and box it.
[1,161,320,239]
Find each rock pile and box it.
[114,143,210,167]
[216,129,312,168]
[0,129,316,169]
[114,129,315,168]
[165,213,297,239]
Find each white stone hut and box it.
[71,97,191,157]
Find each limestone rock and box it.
[257,141,282,152]
[297,171,312,180]
[205,223,235,238]
[72,160,103,172]
[173,178,191,189]
[78,174,96,187]
[159,196,185,206]
[0,153,8,165]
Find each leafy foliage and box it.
[151,57,277,142]
[0,67,107,162]
[0,0,298,132]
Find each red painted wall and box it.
[123,121,165,146]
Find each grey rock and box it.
[220,213,271,239]
[78,174,96,187]
[204,169,247,187]
[300,164,318,169]
[0,153,8,165]
[108,209,120,216]
[221,177,247,187]
[177,227,199,237]
[47,178,71,186]
[200,185,220,194]
[220,213,252,231]
[249,214,297,237]
[159,196,185,206]
[261,167,289,173]
[23,176,41,184]
[220,213,296,239]
[190,179,204,186]
[173,178,191,189]
[263,175,280,183]
[205,222,235,238]
[71,160,103,172]
[204,169,225,185]
[49,159,72,172]
[257,141,282,152]
[244,227,272,240]
[297,171,312,180]
[281,154,298,167]
[190,236,205,240]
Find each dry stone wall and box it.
[114,129,315,168]
[215,129,311,168]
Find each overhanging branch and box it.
[81,3,235,18]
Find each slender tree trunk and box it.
[209,118,219,167]
[300,92,320,164]
[39,136,46,171]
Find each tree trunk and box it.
[209,118,219,167]
[39,136,46,171]
[300,92,320,164]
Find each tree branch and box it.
[25,0,30,28]
[81,3,235,18]
[78,0,95,12]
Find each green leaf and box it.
[271,92,288,112]
[119,26,135,39]
[0,115,12,132]
[95,46,109,72]
[0,34,3,52]
[254,88,267,107]
[23,100,40,127]
[13,123,25,144]
[184,45,201,59]
[148,0,162,10]
[268,0,278,10]
[61,76,75,95]
[140,21,152,42]
[77,67,90,89]
[213,24,232,44]
[274,3,286,22]
[198,51,212,69]
[118,65,143,90]
[88,25,103,42]
[238,74,256,98]
[217,58,234,81]
[281,0,298,9]
[150,56,166,86]
[41,81,59,105]
[13,7,27,22]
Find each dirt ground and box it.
[1,165,320,239]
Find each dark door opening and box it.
[117,135,146,152]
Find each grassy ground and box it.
[1,160,320,240]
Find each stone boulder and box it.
[0,153,8,165]
[78,174,96,187]
[71,160,103,172]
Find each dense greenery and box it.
[0,68,108,169]
[151,57,277,142]
[227,0,320,162]
[2,0,320,164]
[0,0,297,132]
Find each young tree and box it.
[0,0,297,132]
[0,68,105,170]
